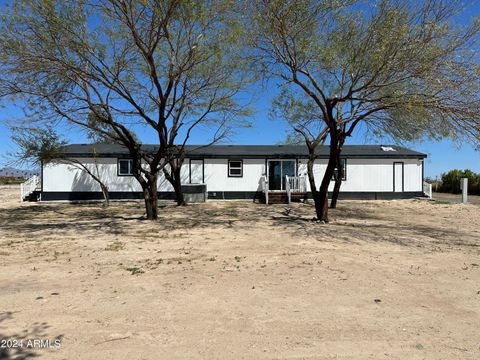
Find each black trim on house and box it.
[208,191,258,200]
[305,191,424,200]
[42,191,145,201]
[41,190,425,201]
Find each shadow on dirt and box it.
[0,311,63,359]
[270,203,478,248]
[0,200,477,249]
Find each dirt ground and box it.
[0,184,479,360]
[433,191,480,206]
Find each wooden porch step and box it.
[267,192,288,204]
[266,191,307,204]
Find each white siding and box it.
[42,156,423,194]
[403,160,423,192]
[43,158,142,192]
[298,158,422,192]
[42,158,187,192]
[190,160,204,184]
[204,159,266,192]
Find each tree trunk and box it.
[142,176,159,220]
[164,162,186,206]
[172,167,186,206]
[330,176,342,209]
[306,155,317,205]
[315,135,340,222]
[330,139,345,209]
[100,183,110,207]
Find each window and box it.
[228,160,243,177]
[118,159,134,176]
[332,158,346,181]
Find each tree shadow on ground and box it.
[0,202,148,237]
[0,200,477,249]
[269,203,478,248]
[0,312,62,359]
[0,201,250,238]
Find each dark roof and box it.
[60,144,427,159]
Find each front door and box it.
[268,160,296,191]
[268,161,282,190]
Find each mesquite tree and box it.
[249,0,480,222]
[271,90,328,209]
[0,0,248,219]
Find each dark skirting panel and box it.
[40,191,424,201]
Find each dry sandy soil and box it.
[433,192,480,206]
[0,184,479,360]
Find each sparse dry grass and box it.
[0,185,479,359]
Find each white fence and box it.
[285,175,307,204]
[20,175,40,201]
[260,175,269,204]
[261,175,307,204]
[423,181,432,199]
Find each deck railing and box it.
[285,176,291,204]
[286,175,307,193]
[260,175,269,204]
[20,175,40,201]
[285,175,307,204]
[423,181,432,199]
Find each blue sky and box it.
[0,1,479,178]
[1,84,478,178]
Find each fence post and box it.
[461,177,468,204]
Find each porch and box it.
[260,175,307,204]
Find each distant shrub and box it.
[0,176,25,185]
[438,169,480,195]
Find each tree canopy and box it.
[245,0,480,221]
[250,0,480,143]
[0,0,251,219]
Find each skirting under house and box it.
[26,144,428,204]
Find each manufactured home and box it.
[21,144,430,204]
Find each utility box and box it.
[461,177,468,204]
[182,184,207,203]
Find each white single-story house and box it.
[23,144,428,203]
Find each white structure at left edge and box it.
[24,144,428,204]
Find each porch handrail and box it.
[286,175,307,193]
[20,175,40,201]
[285,175,307,204]
[423,181,432,199]
[260,175,269,204]
[285,175,291,204]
